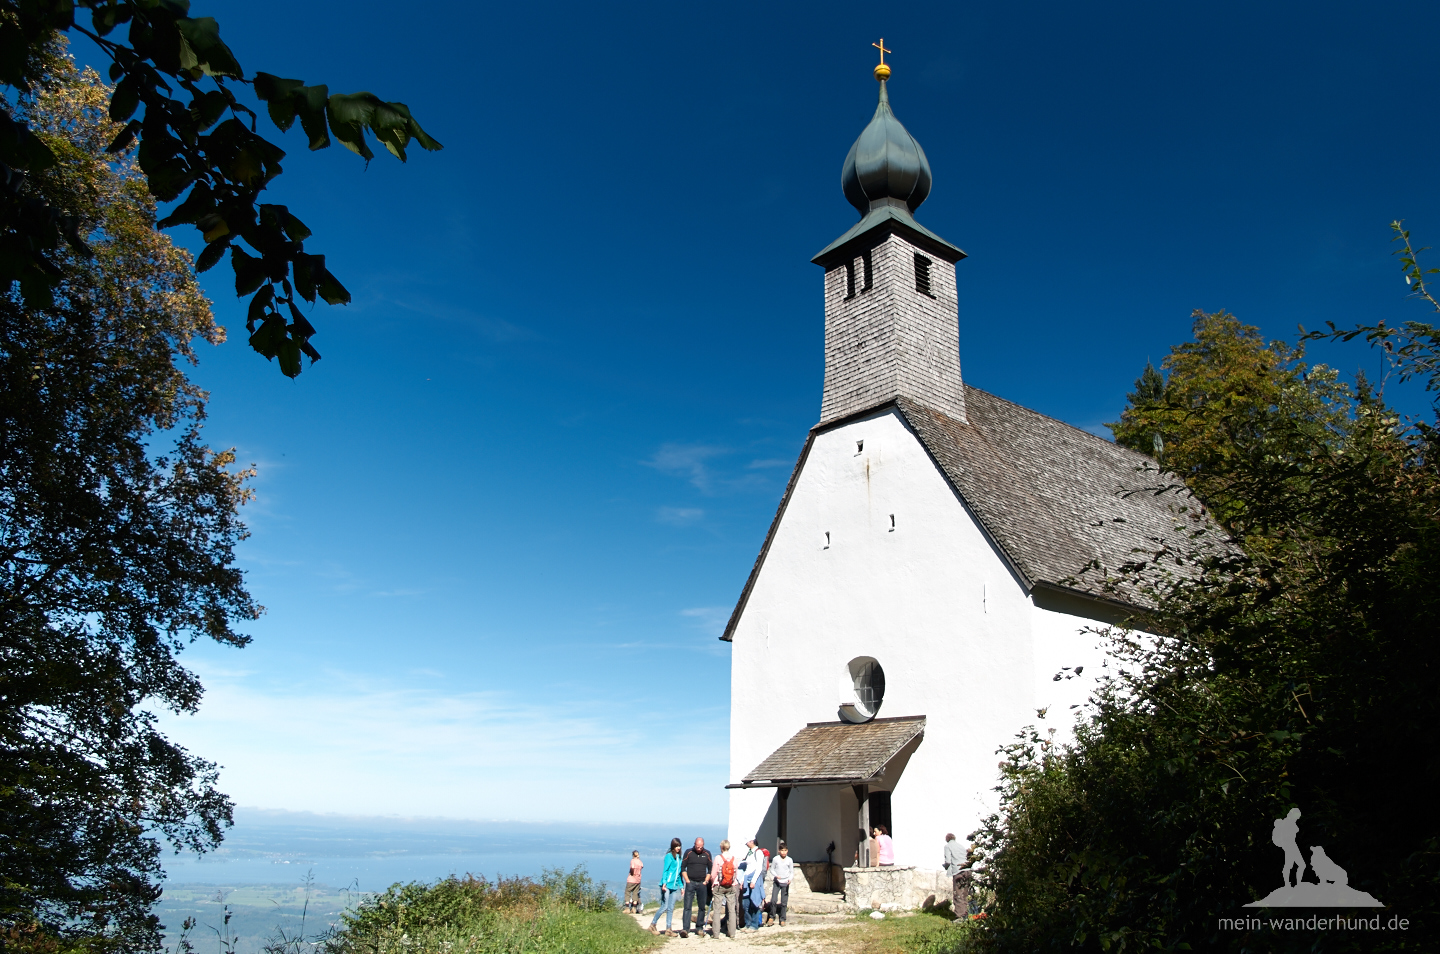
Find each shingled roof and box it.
[727,717,926,788]
[721,386,1200,641]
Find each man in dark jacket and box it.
[680,837,713,938]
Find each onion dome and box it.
[812,56,963,267]
[841,75,932,216]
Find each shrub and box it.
[323,867,640,954]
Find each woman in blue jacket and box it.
[649,838,684,935]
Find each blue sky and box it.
[71,0,1440,825]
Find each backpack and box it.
[719,854,736,887]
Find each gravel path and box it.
[627,911,859,952]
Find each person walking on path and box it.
[874,826,895,866]
[649,839,684,936]
[944,836,976,917]
[738,838,767,930]
[709,839,740,939]
[765,843,794,927]
[942,834,965,912]
[680,837,713,939]
[624,850,643,913]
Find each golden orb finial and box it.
[872,38,891,81]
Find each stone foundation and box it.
[841,866,950,912]
[758,863,948,914]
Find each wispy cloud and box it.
[746,458,791,470]
[643,443,774,495]
[388,294,538,344]
[680,606,730,637]
[158,664,727,823]
[656,506,704,526]
[643,443,729,493]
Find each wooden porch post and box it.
[852,784,870,866]
[777,786,791,850]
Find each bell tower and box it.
[811,53,967,425]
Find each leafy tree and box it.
[974,308,1439,951]
[0,0,441,378]
[1108,310,1354,551]
[1112,360,1166,457]
[0,50,256,951]
[1307,220,1440,400]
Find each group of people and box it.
[623,827,977,934]
[628,837,795,938]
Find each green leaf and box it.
[313,258,351,305]
[248,316,287,360]
[156,181,215,228]
[293,254,317,302]
[230,246,266,296]
[192,89,229,130]
[287,301,316,338]
[110,75,141,122]
[326,92,377,161]
[197,214,229,243]
[254,73,306,130]
[279,209,311,242]
[176,18,243,78]
[105,119,142,155]
[388,101,443,152]
[296,84,330,150]
[246,285,275,325]
[144,158,196,202]
[277,336,303,377]
[195,237,228,272]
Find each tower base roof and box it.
[813,201,965,268]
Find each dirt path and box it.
[628,911,862,953]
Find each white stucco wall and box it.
[726,407,1125,869]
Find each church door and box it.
[870,790,892,836]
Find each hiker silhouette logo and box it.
[1244,807,1383,908]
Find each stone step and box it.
[787,891,846,914]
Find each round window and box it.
[839,656,886,722]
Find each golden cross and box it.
[872,39,891,66]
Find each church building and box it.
[722,52,1183,910]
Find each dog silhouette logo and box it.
[1244,807,1382,908]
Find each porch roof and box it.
[726,716,926,789]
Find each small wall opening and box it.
[914,253,933,297]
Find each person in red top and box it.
[624,850,643,913]
[709,839,740,938]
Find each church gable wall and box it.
[727,408,1033,867]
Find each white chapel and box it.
[722,55,1181,910]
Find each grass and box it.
[807,911,982,954]
[316,868,661,954]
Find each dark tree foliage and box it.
[1,52,257,952]
[973,307,1439,952]
[0,0,441,378]
[1111,360,1166,457]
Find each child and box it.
[766,843,794,927]
[625,850,643,913]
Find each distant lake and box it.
[159,808,725,954]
